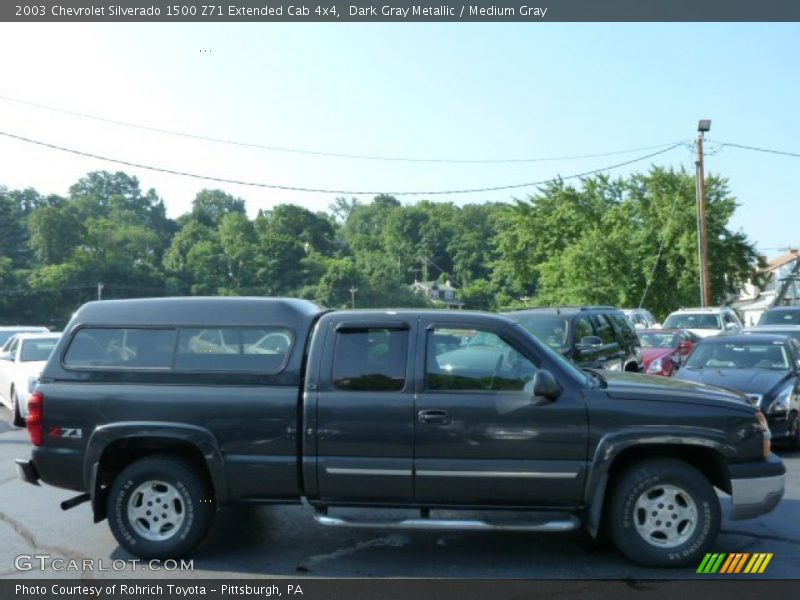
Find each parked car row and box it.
[0,327,60,426]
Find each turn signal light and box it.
[27,391,43,447]
[755,411,771,457]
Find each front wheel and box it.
[107,455,215,559]
[609,459,720,567]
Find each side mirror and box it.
[579,336,603,348]
[532,370,562,401]
[724,322,738,331]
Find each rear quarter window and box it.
[64,328,177,369]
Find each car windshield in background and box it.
[639,333,676,349]
[684,341,790,370]
[513,316,569,349]
[663,313,721,330]
[760,309,800,326]
[20,339,58,362]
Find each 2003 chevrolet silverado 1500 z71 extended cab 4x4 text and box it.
[16,297,785,567]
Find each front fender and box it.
[583,427,734,537]
[84,422,228,520]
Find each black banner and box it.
[3,579,799,600]
[3,0,800,22]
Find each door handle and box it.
[418,409,451,424]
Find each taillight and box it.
[27,391,43,446]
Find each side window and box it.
[175,327,294,372]
[64,328,176,369]
[426,327,538,392]
[573,317,594,342]
[592,315,617,345]
[609,313,635,341]
[332,328,408,391]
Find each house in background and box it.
[732,249,800,325]
[412,279,465,309]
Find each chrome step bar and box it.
[313,513,580,532]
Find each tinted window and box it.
[592,315,616,344]
[332,328,408,391]
[608,312,635,341]
[760,309,800,326]
[426,327,537,392]
[20,339,58,362]
[513,315,569,349]
[175,327,294,372]
[65,328,177,369]
[574,317,594,341]
[664,313,721,330]
[685,341,790,370]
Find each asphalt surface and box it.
[1,407,798,580]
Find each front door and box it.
[414,321,588,507]
[315,320,415,503]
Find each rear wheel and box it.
[107,455,214,559]
[609,459,720,567]
[11,390,25,427]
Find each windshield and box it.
[20,338,58,362]
[685,341,790,370]
[663,313,721,330]
[760,309,800,326]
[510,315,569,350]
[639,332,676,349]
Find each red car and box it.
[638,328,700,376]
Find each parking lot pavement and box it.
[2,407,798,580]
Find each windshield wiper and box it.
[582,368,608,388]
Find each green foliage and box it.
[0,167,760,325]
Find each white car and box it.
[621,308,660,330]
[0,332,60,426]
[662,307,743,338]
[0,326,49,350]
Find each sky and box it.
[0,22,798,257]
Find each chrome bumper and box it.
[730,473,785,520]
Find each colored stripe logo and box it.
[696,553,773,574]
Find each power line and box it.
[718,141,800,159]
[0,93,683,165]
[0,130,684,196]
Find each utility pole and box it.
[348,286,358,309]
[695,120,712,307]
[97,282,104,300]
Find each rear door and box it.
[314,317,416,503]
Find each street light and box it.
[695,119,711,307]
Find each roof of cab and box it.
[69,297,326,327]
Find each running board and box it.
[313,513,580,532]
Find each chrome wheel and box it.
[633,483,698,548]
[127,480,185,541]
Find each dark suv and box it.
[504,306,643,372]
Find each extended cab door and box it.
[414,317,589,507]
[311,315,416,504]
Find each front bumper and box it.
[728,453,786,520]
[15,458,40,486]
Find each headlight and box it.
[768,383,794,414]
[647,358,663,373]
[27,375,38,394]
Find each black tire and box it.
[107,455,215,559]
[787,412,800,452]
[11,390,25,428]
[609,459,720,568]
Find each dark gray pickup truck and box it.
[16,297,785,567]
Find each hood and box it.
[601,371,752,412]
[642,347,674,365]
[675,367,791,397]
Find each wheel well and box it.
[607,444,731,495]
[624,362,639,372]
[93,437,214,521]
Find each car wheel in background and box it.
[11,390,25,427]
